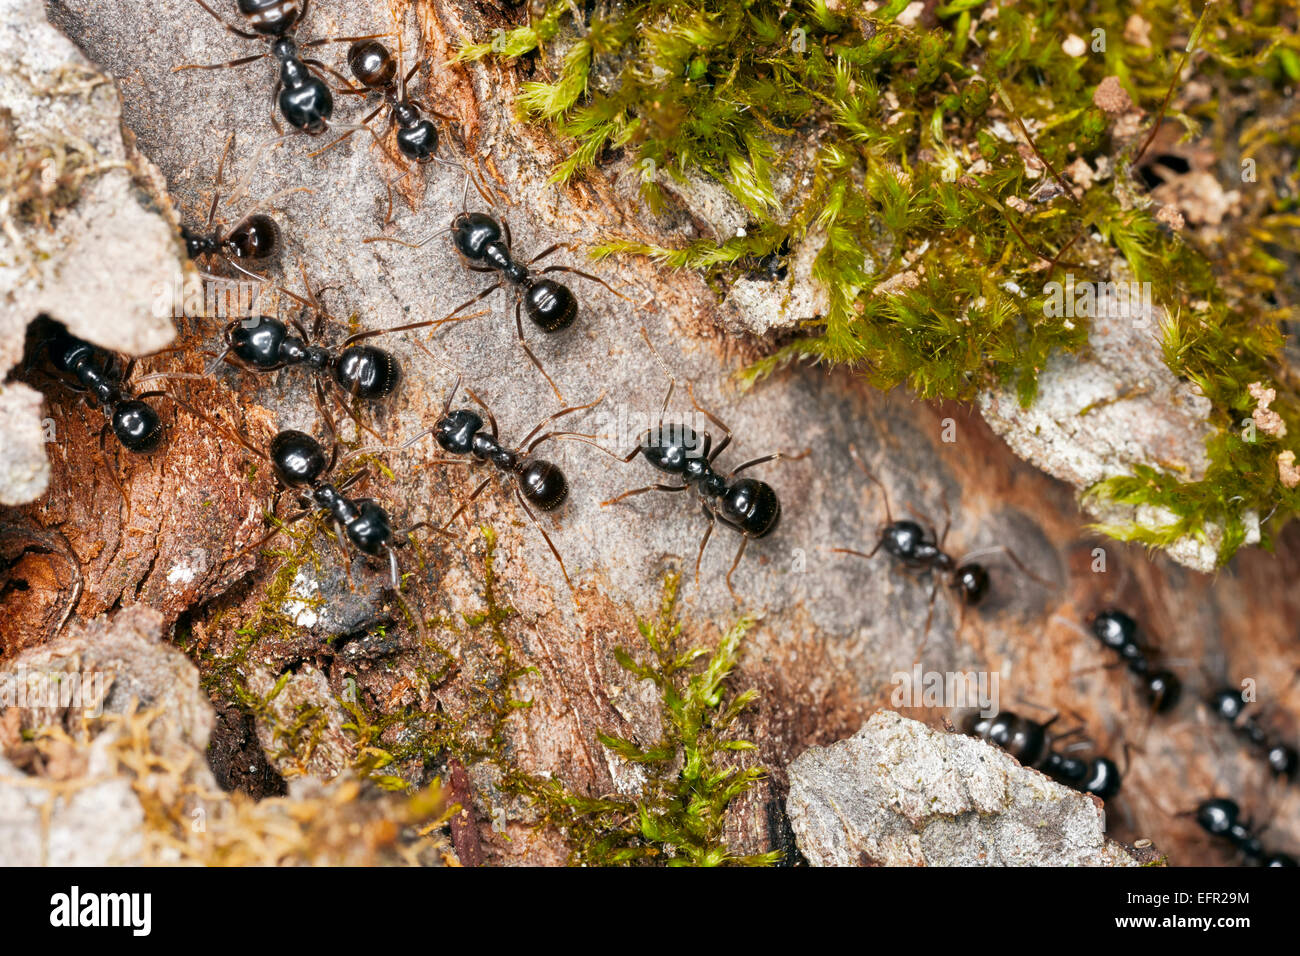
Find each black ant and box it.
[830,449,1042,644]
[37,321,167,454]
[203,394,432,641]
[963,710,1122,800]
[366,178,628,402]
[1195,798,1297,866]
[1089,610,1182,714]
[593,329,806,601]
[180,133,292,281]
[1207,685,1299,782]
[175,0,378,134]
[200,272,482,424]
[402,374,604,595]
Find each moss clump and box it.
[459,0,1300,563]
[507,571,779,866]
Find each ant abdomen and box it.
[238,0,303,36]
[348,39,395,87]
[523,278,577,333]
[720,478,780,537]
[334,345,399,398]
[225,214,281,260]
[518,460,567,510]
[112,400,164,453]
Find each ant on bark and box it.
[175,0,382,135]
[366,176,629,402]
[963,709,1123,800]
[590,329,807,602]
[398,372,604,597]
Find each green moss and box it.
[460,0,1300,563]
[505,571,779,866]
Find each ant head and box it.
[396,118,438,163]
[241,0,304,37]
[639,423,703,475]
[270,429,328,487]
[1195,797,1240,836]
[1084,757,1123,800]
[518,460,568,511]
[952,563,989,605]
[522,278,578,333]
[347,39,395,88]
[334,345,400,399]
[881,520,926,561]
[344,499,393,556]
[450,211,503,261]
[435,409,483,455]
[1209,685,1246,722]
[226,214,281,261]
[181,227,214,259]
[1090,608,1137,650]
[229,316,289,369]
[112,400,163,453]
[1267,744,1299,780]
[720,478,780,538]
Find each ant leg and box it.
[521,394,606,450]
[913,579,943,665]
[514,486,575,597]
[829,544,885,560]
[687,382,732,463]
[337,308,490,350]
[602,483,687,507]
[515,298,566,403]
[463,386,500,440]
[173,52,268,74]
[308,102,386,158]
[98,424,132,518]
[301,58,360,90]
[724,533,752,604]
[848,445,894,523]
[440,477,493,532]
[730,448,811,476]
[694,514,716,590]
[188,0,261,38]
[637,327,676,430]
[538,263,633,303]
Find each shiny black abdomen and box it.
[523,278,577,332]
[226,214,280,260]
[347,39,395,88]
[720,478,780,537]
[334,346,399,398]
[270,429,328,487]
[238,0,303,36]
[519,460,567,510]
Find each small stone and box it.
[1062,34,1088,58]
[1279,451,1299,489]
[1093,76,1134,115]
